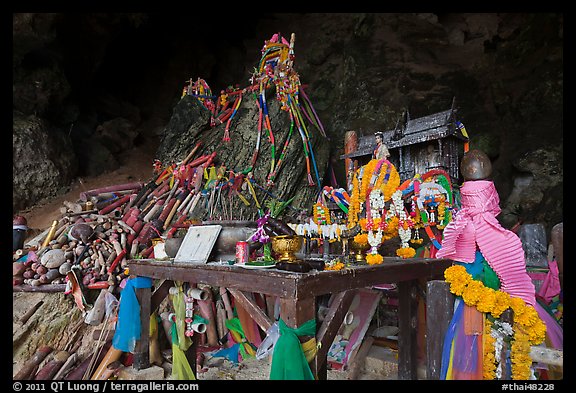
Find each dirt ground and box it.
[17,137,160,233]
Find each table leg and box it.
[426,280,454,379]
[314,290,357,380]
[398,279,419,380]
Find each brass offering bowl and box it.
[348,238,371,263]
[271,235,303,263]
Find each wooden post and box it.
[265,295,277,320]
[279,296,315,329]
[551,223,563,289]
[344,131,358,191]
[151,279,174,313]
[398,279,419,379]
[133,286,151,370]
[426,280,454,380]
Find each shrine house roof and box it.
[340,109,468,160]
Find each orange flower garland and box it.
[346,159,403,264]
[347,159,400,229]
[359,216,399,241]
[396,247,416,258]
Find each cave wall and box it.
[12,12,563,235]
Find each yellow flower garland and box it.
[359,216,399,241]
[366,253,383,265]
[396,246,416,258]
[313,202,331,225]
[444,265,547,380]
[325,261,345,271]
[353,233,368,245]
[483,318,497,380]
[511,326,534,380]
[347,172,361,229]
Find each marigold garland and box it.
[347,171,361,229]
[511,326,534,380]
[353,233,368,245]
[444,265,547,380]
[359,216,399,240]
[325,260,345,271]
[366,253,383,265]
[396,246,416,259]
[483,318,497,380]
[492,291,512,319]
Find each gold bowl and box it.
[348,238,371,263]
[271,235,303,262]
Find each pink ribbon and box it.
[437,180,536,306]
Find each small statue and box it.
[373,131,390,160]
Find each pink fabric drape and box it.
[437,180,536,306]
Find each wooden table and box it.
[128,257,452,380]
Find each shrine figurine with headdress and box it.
[373,131,390,160]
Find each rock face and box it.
[13,13,562,236]
[13,113,77,212]
[156,94,330,220]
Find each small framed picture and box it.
[174,225,222,264]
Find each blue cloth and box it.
[455,250,484,280]
[440,299,464,379]
[112,276,153,352]
[212,344,240,363]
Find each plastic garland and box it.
[251,33,323,190]
[444,265,547,380]
[313,201,331,225]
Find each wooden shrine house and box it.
[341,105,469,185]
